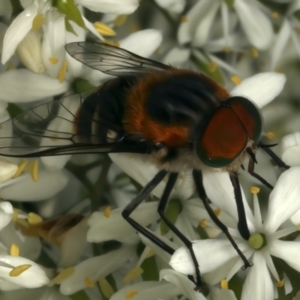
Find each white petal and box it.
[87,202,159,244]
[16,30,45,73]
[269,240,300,272]
[0,202,13,230]
[59,246,134,295]
[163,47,190,65]
[2,2,38,64]
[234,0,273,50]
[0,222,41,261]
[0,256,49,288]
[170,239,246,275]
[155,0,185,14]
[209,287,238,300]
[120,29,162,57]
[241,253,273,300]
[230,72,286,108]
[160,269,206,300]
[0,158,17,184]
[0,69,69,102]
[264,167,300,232]
[76,0,138,14]
[111,281,179,300]
[281,132,300,166]
[0,171,69,202]
[270,19,291,70]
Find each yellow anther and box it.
[94,22,116,36]
[123,267,143,283]
[52,268,75,284]
[10,244,20,256]
[230,75,242,85]
[49,57,58,64]
[271,11,279,19]
[250,47,259,58]
[146,250,155,258]
[30,160,39,182]
[125,289,138,299]
[199,219,207,228]
[6,61,15,70]
[57,61,67,83]
[103,206,111,218]
[98,277,114,298]
[267,132,275,140]
[180,15,188,22]
[214,207,221,217]
[297,224,300,231]
[9,264,31,277]
[84,277,95,288]
[223,46,231,53]
[32,13,45,31]
[208,62,218,72]
[114,15,127,27]
[14,159,28,178]
[221,279,228,289]
[250,186,260,194]
[13,208,19,222]
[28,212,43,224]
[113,40,120,47]
[276,279,284,287]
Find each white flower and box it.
[170,167,300,300]
[178,0,273,51]
[281,132,300,166]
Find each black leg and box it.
[157,172,203,291]
[229,172,250,240]
[122,170,175,255]
[193,169,252,269]
[247,158,273,189]
[258,142,290,169]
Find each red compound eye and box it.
[197,96,262,168]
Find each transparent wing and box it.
[65,42,170,76]
[0,94,149,157]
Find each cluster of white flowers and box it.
[0,0,300,300]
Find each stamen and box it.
[146,250,155,258]
[16,218,29,228]
[267,132,275,140]
[250,47,259,58]
[14,159,28,178]
[199,219,207,227]
[6,62,15,70]
[28,212,43,224]
[114,15,127,27]
[230,75,242,85]
[248,232,266,250]
[84,277,95,288]
[276,279,284,287]
[52,268,75,284]
[180,15,188,22]
[32,13,45,31]
[30,160,39,182]
[57,61,67,83]
[94,22,116,36]
[250,186,260,194]
[223,46,231,53]
[221,279,228,289]
[9,264,31,276]
[123,267,143,283]
[10,243,20,256]
[297,224,300,231]
[214,207,221,217]
[125,290,138,299]
[13,208,19,222]
[208,62,218,72]
[271,11,279,19]
[49,57,58,64]
[98,277,114,298]
[103,206,111,218]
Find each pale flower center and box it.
[248,232,267,250]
